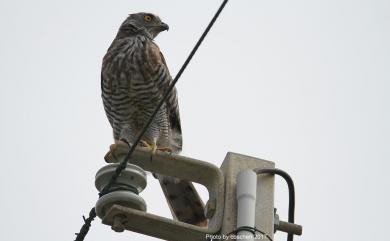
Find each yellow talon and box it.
[139,140,157,154]
[138,141,172,154]
[156,147,173,153]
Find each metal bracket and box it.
[100,145,225,241]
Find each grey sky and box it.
[1,0,389,240]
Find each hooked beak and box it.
[159,22,169,31]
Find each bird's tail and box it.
[155,174,207,226]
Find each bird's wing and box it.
[159,51,183,152]
[145,41,182,152]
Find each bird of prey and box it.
[101,12,207,226]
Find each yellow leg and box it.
[139,140,157,155]
[156,147,173,153]
[139,141,173,154]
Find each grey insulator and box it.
[95,163,147,219]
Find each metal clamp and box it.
[99,144,225,241]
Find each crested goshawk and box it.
[101,12,206,226]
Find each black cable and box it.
[74,1,229,240]
[253,227,273,241]
[74,207,96,241]
[253,168,295,241]
[104,183,140,194]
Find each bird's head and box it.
[118,12,169,39]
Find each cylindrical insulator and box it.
[236,170,257,241]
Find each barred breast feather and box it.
[101,34,182,152]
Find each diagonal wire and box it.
[74,208,96,241]
[74,1,229,240]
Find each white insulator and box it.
[236,170,257,241]
[95,163,147,219]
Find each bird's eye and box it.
[144,15,152,22]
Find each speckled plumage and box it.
[101,13,206,226]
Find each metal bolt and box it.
[112,215,127,232]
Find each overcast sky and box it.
[1,0,389,241]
